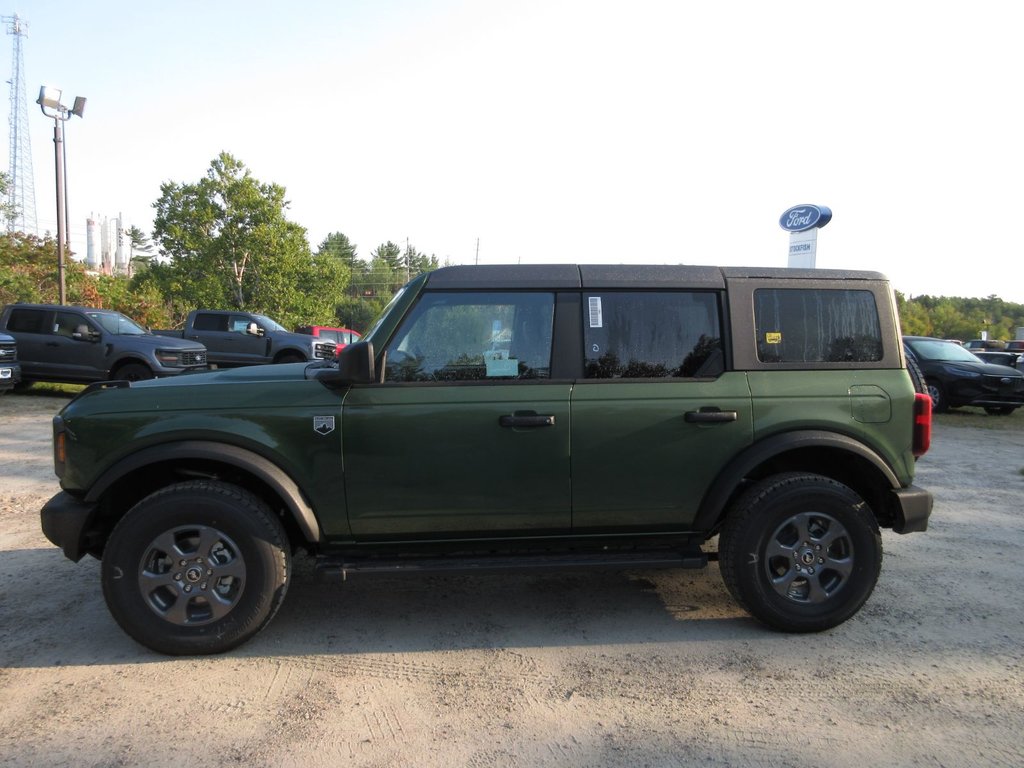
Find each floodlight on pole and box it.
[36,85,86,305]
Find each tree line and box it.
[0,154,440,333]
[2,157,1022,340]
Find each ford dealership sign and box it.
[779,204,832,232]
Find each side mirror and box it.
[246,322,265,337]
[72,325,100,342]
[338,341,375,382]
[320,341,375,387]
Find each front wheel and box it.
[983,406,1016,416]
[114,362,154,381]
[101,480,291,655]
[718,473,882,632]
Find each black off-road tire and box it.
[718,472,882,633]
[101,480,291,655]
[906,354,927,395]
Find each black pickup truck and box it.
[154,309,336,367]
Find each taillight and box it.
[53,415,67,478]
[913,392,932,458]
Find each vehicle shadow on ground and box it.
[0,548,757,668]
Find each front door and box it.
[342,290,571,538]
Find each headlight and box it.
[155,350,182,365]
[944,365,981,378]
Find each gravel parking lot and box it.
[2,394,1023,767]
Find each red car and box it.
[294,325,362,349]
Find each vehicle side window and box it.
[5,308,48,334]
[755,289,883,363]
[192,313,227,332]
[54,312,91,338]
[229,316,253,333]
[583,292,723,379]
[384,292,555,382]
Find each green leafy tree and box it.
[125,225,155,276]
[316,231,359,267]
[0,230,94,306]
[148,152,342,329]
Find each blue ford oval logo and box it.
[779,204,832,232]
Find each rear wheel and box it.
[925,379,948,412]
[719,472,882,632]
[101,480,290,655]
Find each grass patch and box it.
[933,408,1023,431]
[12,382,86,398]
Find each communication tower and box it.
[4,13,36,233]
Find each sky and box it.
[6,0,1024,304]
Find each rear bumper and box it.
[40,491,99,562]
[891,485,933,533]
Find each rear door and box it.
[570,290,753,532]
[3,307,53,379]
[342,290,572,538]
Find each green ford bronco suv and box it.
[41,264,933,655]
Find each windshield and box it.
[85,311,147,335]
[252,314,287,332]
[906,338,985,363]
[363,286,408,341]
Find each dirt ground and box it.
[1,394,1022,768]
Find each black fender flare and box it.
[84,441,322,543]
[693,430,901,531]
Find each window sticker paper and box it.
[588,297,603,328]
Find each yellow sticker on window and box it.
[765,332,782,344]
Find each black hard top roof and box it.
[423,264,887,290]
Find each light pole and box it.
[36,86,86,305]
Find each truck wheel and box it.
[718,472,881,633]
[114,362,154,381]
[101,480,290,655]
[275,353,305,364]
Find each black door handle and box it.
[684,408,738,424]
[499,413,555,428]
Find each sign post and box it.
[779,204,832,268]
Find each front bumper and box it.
[0,362,20,390]
[40,491,100,562]
[891,484,933,533]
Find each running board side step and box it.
[314,548,708,582]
